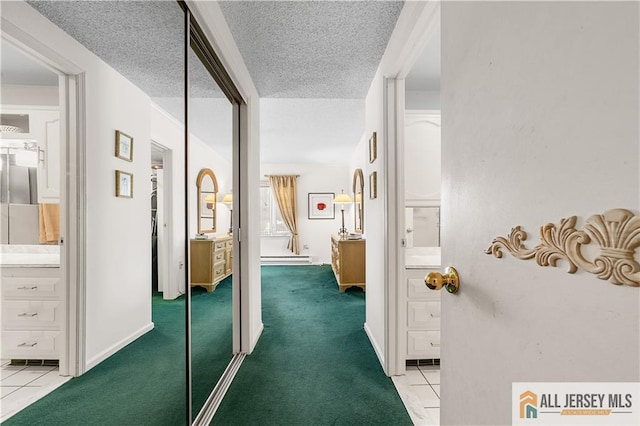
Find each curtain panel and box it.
[269,175,300,254]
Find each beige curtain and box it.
[269,175,300,254]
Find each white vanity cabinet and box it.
[1,107,61,203]
[405,267,441,360]
[1,266,62,360]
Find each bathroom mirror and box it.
[352,168,364,233]
[405,205,440,247]
[196,168,218,234]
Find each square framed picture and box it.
[308,192,335,220]
[368,132,377,164]
[115,130,134,162]
[115,170,133,198]
[369,171,377,200]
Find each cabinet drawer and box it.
[215,241,225,250]
[407,277,440,300]
[214,251,225,262]
[226,240,233,249]
[2,277,61,299]
[407,300,440,330]
[2,330,60,359]
[407,331,440,359]
[2,301,61,330]
[213,262,225,279]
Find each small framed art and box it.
[369,171,377,200]
[116,170,133,198]
[368,132,377,164]
[308,192,335,219]
[115,130,134,162]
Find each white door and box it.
[440,2,639,425]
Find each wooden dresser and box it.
[190,235,233,292]
[330,234,366,292]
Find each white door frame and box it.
[150,141,176,299]
[1,22,87,377]
[379,3,441,376]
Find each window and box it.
[260,181,290,236]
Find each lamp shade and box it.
[333,192,352,204]
[204,194,215,209]
[221,192,233,205]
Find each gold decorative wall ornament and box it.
[485,209,640,287]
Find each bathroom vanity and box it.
[1,245,62,361]
[404,247,441,361]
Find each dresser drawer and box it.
[2,330,60,359]
[226,240,233,249]
[2,277,61,299]
[215,241,225,250]
[214,251,225,262]
[407,330,440,359]
[213,262,225,280]
[407,300,440,330]
[2,301,61,330]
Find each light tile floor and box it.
[0,360,71,422]
[392,365,440,425]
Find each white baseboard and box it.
[85,322,154,372]
[364,322,385,369]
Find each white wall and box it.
[1,84,58,106]
[260,163,350,264]
[441,2,639,424]
[405,90,440,110]
[363,69,387,364]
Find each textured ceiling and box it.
[219,1,404,98]
[26,0,222,98]
[23,0,405,164]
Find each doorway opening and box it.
[150,142,172,299]
[0,38,73,422]
[389,16,442,426]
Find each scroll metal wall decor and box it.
[485,208,640,287]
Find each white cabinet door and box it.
[35,110,61,203]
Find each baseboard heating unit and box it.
[260,255,311,265]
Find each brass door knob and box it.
[425,266,460,294]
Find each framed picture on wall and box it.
[369,171,377,200]
[368,132,377,163]
[115,130,134,162]
[308,192,335,219]
[116,170,133,198]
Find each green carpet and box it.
[4,266,411,425]
[212,265,412,425]
[4,277,233,426]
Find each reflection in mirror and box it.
[188,41,234,421]
[405,206,440,247]
[196,168,218,234]
[352,168,364,233]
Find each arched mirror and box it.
[196,168,218,234]
[352,168,364,233]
